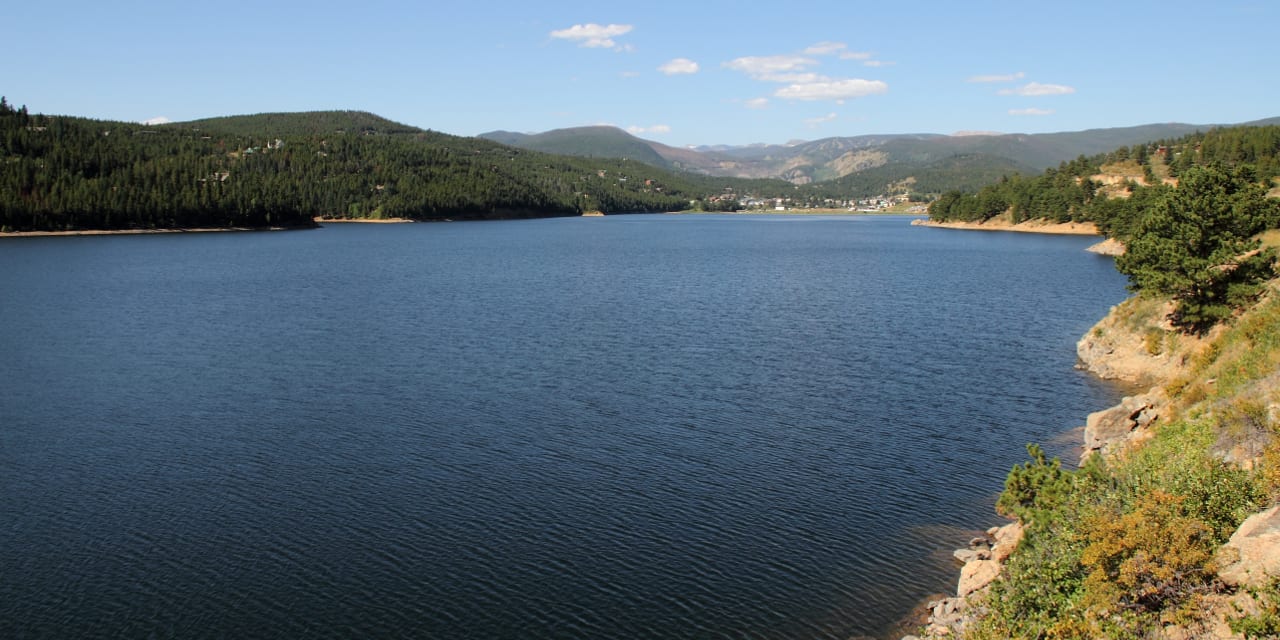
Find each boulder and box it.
[958,559,1002,597]
[989,521,1023,563]
[1218,505,1280,588]
[1081,388,1167,460]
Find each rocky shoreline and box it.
[899,291,1280,639]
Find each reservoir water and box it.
[0,215,1130,639]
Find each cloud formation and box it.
[1009,108,1055,116]
[968,72,1025,83]
[724,55,818,81]
[774,78,888,101]
[744,97,770,110]
[550,23,634,50]
[998,82,1075,96]
[658,58,699,75]
[726,47,888,104]
[805,112,839,126]
[627,124,672,135]
[142,116,172,125]
[803,41,847,56]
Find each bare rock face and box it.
[1081,388,1168,462]
[1075,300,1189,386]
[1218,505,1280,588]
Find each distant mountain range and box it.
[482,118,1280,187]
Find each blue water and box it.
[0,215,1129,639]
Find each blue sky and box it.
[5,0,1278,146]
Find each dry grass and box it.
[1099,160,1145,179]
[1259,229,1280,250]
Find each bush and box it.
[1080,491,1216,623]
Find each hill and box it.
[176,110,426,137]
[0,103,799,233]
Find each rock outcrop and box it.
[1076,299,1193,387]
[1218,505,1280,589]
[1081,387,1168,462]
[1085,237,1126,256]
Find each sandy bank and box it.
[911,217,1101,236]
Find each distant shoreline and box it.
[313,217,417,224]
[671,208,926,216]
[911,217,1101,236]
[0,225,310,239]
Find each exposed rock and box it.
[1076,299,1192,386]
[958,558,1002,597]
[989,521,1023,563]
[952,548,989,564]
[1217,505,1280,588]
[1081,388,1168,461]
[1086,237,1126,256]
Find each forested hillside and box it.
[0,100,793,233]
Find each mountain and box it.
[477,126,673,169]
[481,119,1280,194]
[176,110,427,137]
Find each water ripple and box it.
[0,216,1130,639]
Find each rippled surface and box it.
[0,215,1129,638]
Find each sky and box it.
[4,0,1278,147]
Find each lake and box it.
[0,214,1130,639]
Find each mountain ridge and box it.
[481,118,1280,187]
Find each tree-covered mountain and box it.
[0,101,796,233]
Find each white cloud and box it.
[998,81,1076,96]
[803,41,847,56]
[728,50,888,104]
[1009,108,1055,116]
[805,112,839,126]
[774,78,888,101]
[724,55,818,81]
[619,71,641,78]
[862,60,894,68]
[658,58,699,75]
[840,51,874,61]
[744,97,770,110]
[627,124,672,135]
[766,72,830,84]
[968,71,1025,83]
[142,116,172,125]
[550,23,634,50]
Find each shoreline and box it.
[910,217,1101,236]
[313,217,417,224]
[0,225,311,238]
